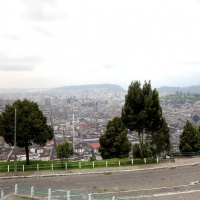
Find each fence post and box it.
[119,161,120,166]
[8,165,9,172]
[156,157,159,163]
[79,162,81,169]
[132,159,133,165]
[106,161,108,167]
[65,163,67,170]
[93,161,94,168]
[31,186,34,198]
[23,165,24,172]
[15,184,18,194]
[37,164,39,171]
[51,163,53,170]
[144,158,146,164]
[67,191,70,200]
[112,196,115,200]
[48,188,51,200]
[88,193,91,200]
[1,190,4,199]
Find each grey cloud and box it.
[0,53,43,71]
[25,11,60,21]
[183,61,200,65]
[159,71,200,88]
[101,63,117,69]
[22,0,66,21]
[32,27,55,37]
[2,35,21,41]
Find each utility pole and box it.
[14,108,17,176]
[72,113,75,158]
[63,125,65,142]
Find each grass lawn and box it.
[0,158,157,172]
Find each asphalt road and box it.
[1,164,200,199]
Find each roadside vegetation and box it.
[0,158,157,173]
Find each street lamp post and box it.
[14,108,17,176]
[63,125,65,142]
[72,113,75,158]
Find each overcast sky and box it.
[0,0,200,90]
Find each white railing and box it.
[0,184,126,200]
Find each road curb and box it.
[1,162,200,180]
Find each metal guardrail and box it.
[0,184,129,200]
[172,152,200,157]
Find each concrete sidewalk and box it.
[1,157,200,179]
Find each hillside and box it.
[54,84,126,92]
[157,85,200,94]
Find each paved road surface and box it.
[1,158,200,199]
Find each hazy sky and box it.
[0,0,200,90]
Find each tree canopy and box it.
[133,143,153,158]
[179,120,200,152]
[99,116,131,159]
[121,80,168,158]
[149,118,171,155]
[0,99,53,165]
[56,141,74,164]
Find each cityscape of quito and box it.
[1,83,200,199]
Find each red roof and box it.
[91,143,100,149]
[81,123,89,127]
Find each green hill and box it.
[157,85,200,94]
[54,84,126,92]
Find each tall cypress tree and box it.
[121,80,164,158]
[179,120,200,152]
[99,116,131,159]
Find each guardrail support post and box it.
[119,161,120,166]
[88,193,91,200]
[1,190,4,199]
[8,165,9,172]
[79,162,81,169]
[93,161,94,168]
[65,163,67,169]
[144,158,146,164]
[15,184,18,194]
[67,191,70,200]
[106,161,108,167]
[37,164,39,171]
[156,157,159,163]
[48,188,51,200]
[132,159,133,165]
[23,165,24,172]
[51,163,53,170]
[31,186,34,197]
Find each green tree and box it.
[179,120,200,152]
[99,116,131,159]
[192,114,200,125]
[0,99,53,165]
[56,141,74,165]
[133,143,152,158]
[121,80,164,158]
[132,143,141,158]
[150,118,171,155]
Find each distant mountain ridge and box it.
[157,85,200,94]
[54,84,126,92]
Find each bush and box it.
[133,143,153,158]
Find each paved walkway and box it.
[1,157,200,179]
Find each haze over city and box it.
[0,0,200,90]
